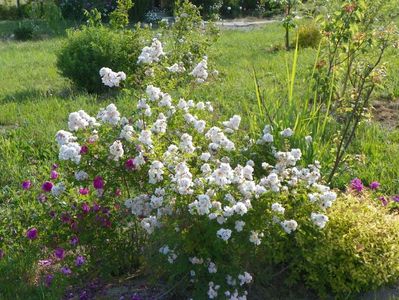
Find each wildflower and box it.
[238,272,253,286]
[235,220,245,232]
[59,142,82,164]
[50,170,58,179]
[60,266,72,275]
[379,196,388,206]
[190,56,208,83]
[93,176,104,190]
[22,180,32,190]
[82,203,90,213]
[281,220,298,234]
[44,274,54,287]
[280,128,293,138]
[99,67,126,87]
[109,140,124,161]
[41,181,53,192]
[351,178,364,192]
[37,194,47,203]
[26,227,38,240]
[137,38,165,64]
[79,187,89,195]
[271,203,285,214]
[393,195,399,203]
[369,181,380,190]
[70,236,79,246]
[75,255,85,267]
[80,145,89,154]
[216,228,232,241]
[125,158,136,170]
[311,213,329,229]
[54,247,65,260]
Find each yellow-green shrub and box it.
[299,194,399,298]
[296,23,322,48]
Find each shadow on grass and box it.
[0,87,80,104]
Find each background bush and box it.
[298,194,399,298]
[57,25,141,93]
[296,22,322,48]
[13,22,35,41]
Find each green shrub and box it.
[57,25,141,93]
[299,194,399,298]
[13,23,34,41]
[296,23,322,48]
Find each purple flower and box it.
[41,181,53,192]
[54,247,65,260]
[61,213,71,224]
[50,170,59,180]
[92,202,100,212]
[79,187,89,195]
[369,181,380,190]
[79,290,89,300]
[60,266,72,275]
[49,211,56,218]
[26,227,38,240]
[80,145,89,155]
[75,255,85,267]
[131,295,142,300]
[115,188,121,196]
[93,176,104,190]
[351,178,364,192]
[393,195,399,203]
[379,196,388,206]
[52,163,58,170]
[22,180,32,190]
[44,274,54,287]
[70,236,79,246]
[125,158,136,170]
[82,203,90,214]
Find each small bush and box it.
[13,23,34,41]
[57,25,141,93]
[296,23,322,48]
[299,194,399,298]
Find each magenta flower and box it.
[54,247,65,260]
[125,159,136,170]
[22,180,32,190]
[60,266,72,275]
[79,187,89,195]
[82,203,90,214]
[41,181,53,192]
[115,188,121,197]
[93,176,104,190]
[75,255,85,267]
[369,181,380,190]
[52,163,58,170]
[80,145,89,155]
[393,195,399,203]
[26,227,38,240]
[50,170,58,179]
[351,178,363,192]
[70,236,79,246]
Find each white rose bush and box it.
[18,31,338,298]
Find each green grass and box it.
[0,20,399,200]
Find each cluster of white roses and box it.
[137,38,165,64]
[51,39,336,299]
[99,67,126,87]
